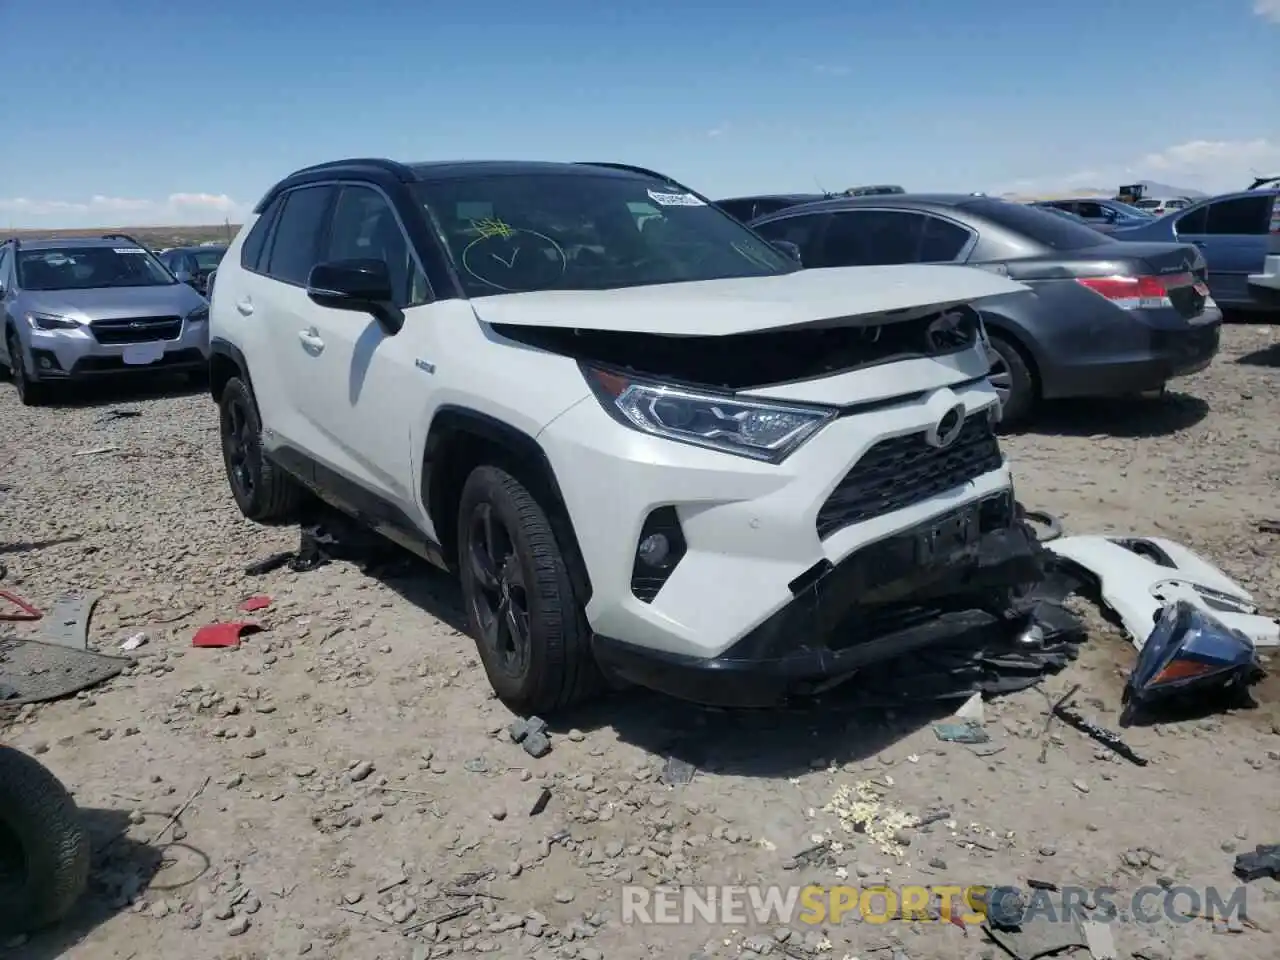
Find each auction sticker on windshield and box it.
[113,248,146,255]
[646,189,705,207]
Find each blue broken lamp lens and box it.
[1120,600,1262,725]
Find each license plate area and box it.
[122,341,166,365]
[913,506,982,566]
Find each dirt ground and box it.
[1,324,1278,960]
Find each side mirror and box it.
[307,259,402,334]
[771,240,802,264]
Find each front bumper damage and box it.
[593,491,1053,708]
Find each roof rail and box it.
[102,233,151,249]
[574,161,678,182]
[289,158,416,181]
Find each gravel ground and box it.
[1,324,1278,960]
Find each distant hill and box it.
[2,224,238,248]
[1130,180,1206,198]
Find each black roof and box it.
[254,157,683,214]
[165,244,228,254]
[2,235,151,252]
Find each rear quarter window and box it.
[963,199,1109,250]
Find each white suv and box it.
[208,158,1035,714]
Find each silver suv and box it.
[0,235,211,405]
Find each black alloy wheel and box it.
[466,501,532,681]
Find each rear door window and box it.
[1174,205,1208,234]
[1201,195,1271,235]
[241,196,283,273]
[814,210,926,266]
[265,185,336,285]
[919,215,973,261]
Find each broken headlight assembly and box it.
[582,364,836,463]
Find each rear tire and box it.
[218,376,302,524]
[0,746,90,935]
[457,465,602,715]
[987,334,1036,426]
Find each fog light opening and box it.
[630,507,687,603]
[637,533,670,568]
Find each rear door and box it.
[1173,194,1273,307]
[252,183,337,460]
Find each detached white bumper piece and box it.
[1247,254,1280,291]
[1045,535,1278,650]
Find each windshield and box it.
[412,173,796,296]
[964,199,1110,250]
[17,245,175,291]
[1133,199,1162,210]
[192,249,225,270]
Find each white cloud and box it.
[994,138,1280,198]
[1255,0,1280,24]
[706,123,730,138]
[0,192,246,226]
[812,63,850,76]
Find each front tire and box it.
[987,333,1036,426]
[457,465,601,715]
[0,746,90,935]
[6,328,50,407]
[218,377,301,523]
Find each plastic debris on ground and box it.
[0,588,42,622]
[40,591,102,650]
[238,595,272,612]
[933,720,990,744]
[1045,535,1278,650]
[191,622,263,649]
[1120,600,1264,726]
[1232,844,1280,882]
[119,632,148,652]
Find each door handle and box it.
[297,329,325,352]
[235,298,254,316]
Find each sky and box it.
[1,0,1278,228]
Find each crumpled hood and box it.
[471,264,1028,337]
[22,283,207,323]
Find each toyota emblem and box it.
[925,403,967,449]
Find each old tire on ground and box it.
[218,376,302,523]
[986,333,1036,426]
[6,328,50,407]
[0,746,90,935]
[457,464,602,715]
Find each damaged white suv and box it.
[208,158,1035,713]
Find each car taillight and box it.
[1076,273,1192,310]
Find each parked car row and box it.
[0,234,212,404]
[727,193,1223,423]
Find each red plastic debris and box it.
[192,622,262,649]
[0,589,42,622]
[238,595,272,613]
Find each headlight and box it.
[186,306,210,324]
[26,312,78,331]
[582,364,835,463]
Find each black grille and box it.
[816,414,1003,539]
[90,316,182,345]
